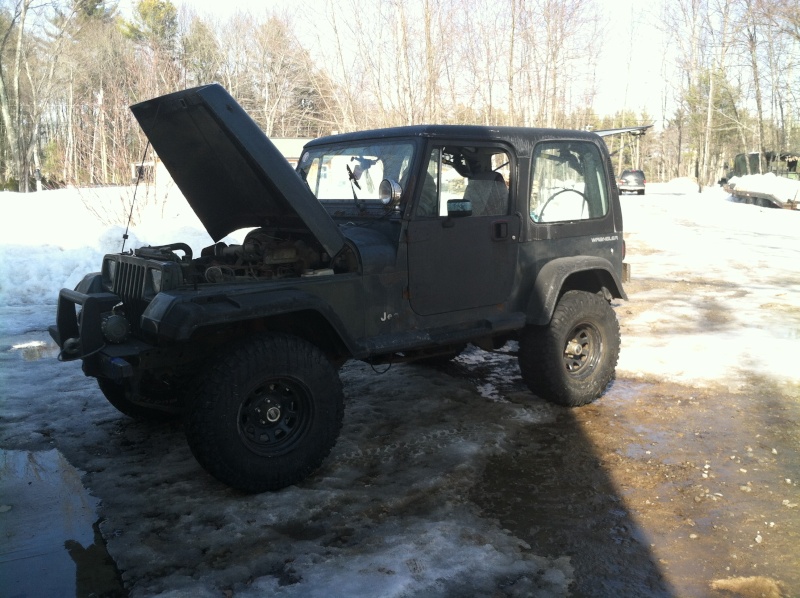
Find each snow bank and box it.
[728,172,800,204]
[0,186,229,317]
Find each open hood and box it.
[130,84,345,257]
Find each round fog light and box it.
[101,314,130,344]
[378,178,402,207]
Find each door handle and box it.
[492,220,509,240]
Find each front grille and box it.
[112,257,149,334]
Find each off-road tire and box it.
[518,290,620,407]
[97,377,180,421]
[184,333,344,493]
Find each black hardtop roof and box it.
[305,124,605,156]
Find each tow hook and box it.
[59,338,82,360]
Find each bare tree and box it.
[0,0,79,191]
[0,1,26,186]
[766,0,800,43]
[699,0,733,187]
[15,0,795,196]
[212,11,330,137]
[55,14,145,186]
[756,0,799,159]
[740,0,767,172]
[179,12,222,88]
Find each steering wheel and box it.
[538,188,588,221]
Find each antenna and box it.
[121,100,162,254]
[122,140,151,253]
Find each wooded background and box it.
[1,0,798,193]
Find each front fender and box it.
[525,256,627,325]
[142,287,358,350]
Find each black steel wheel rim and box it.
[238,378,313,456]
[562,322,602,377]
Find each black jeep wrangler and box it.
[50,84,627,493]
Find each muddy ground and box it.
[2,333,799,597]
[1,276,798,597]
[462,274,800,597]
[468,372,799,597]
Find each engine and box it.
[194,228,328,283]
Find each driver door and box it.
[406,144,519,316]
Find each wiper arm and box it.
[346,164,363,210]
[346,164,361,190]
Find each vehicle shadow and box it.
[446,350,676,597]
[470,406,674,596]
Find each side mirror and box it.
[379,179,403,208]
[446,199,472,217]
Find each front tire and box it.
[184,334,344,493]
[518,290,620,407]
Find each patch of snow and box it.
[728,172,800,203]
[1,174,799,595]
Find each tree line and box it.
[1,0,798,193]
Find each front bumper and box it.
[50,276,154,380]
[619,184,645,193]
[50,286,121,360]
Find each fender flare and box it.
[525,256,627,326]
[142,288,358,353]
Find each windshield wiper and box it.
[346,164,363,210]
[346,163,361,190]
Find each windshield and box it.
[297,141,415,203]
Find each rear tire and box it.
[518,290,620,407]
[184,333,344,493]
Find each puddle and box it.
[0,448,125,597]
[8,339,60,361]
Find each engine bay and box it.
[134,227,354,284]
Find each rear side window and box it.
[530,141,609,223]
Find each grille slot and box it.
[112,259,148,334]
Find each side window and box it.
[530,141,608,223]
[416,145,510,217]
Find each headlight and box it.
[102,258,117,290]
[144,262,182,299]
[149,269,162,294]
